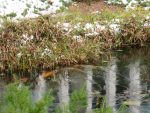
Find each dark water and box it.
[1,47,150,113]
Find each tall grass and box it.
[55,87,87,113]
[0,7,149,74]
[0,83,130,113]
[0,83,54,113]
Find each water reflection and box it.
[1,48,150,113]
[105,58,117,112]
[29,58,149,113]
[85,66,93,113]
[129,60,141,113]
[32,75,46,103]
[58,70,69,106]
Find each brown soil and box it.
[69,1,123,13]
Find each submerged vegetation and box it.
[0,83,130,113]
[0,7,149,74]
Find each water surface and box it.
[1,47,150,113]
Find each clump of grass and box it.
[55,87,130,113]
[55,87,87,113]
[0,82,54,113]
[69,87,87,113]
[93,98,130,113]
[0,82,130,113]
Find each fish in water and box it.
[41,70,56,78]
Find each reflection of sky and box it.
[129,60,141,113]
[58,70,69,106]
[85,66,93,113]
[29,62,150,113]
[32,75,46,103]
[105,58,117,112]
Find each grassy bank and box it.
[0,7,149,74]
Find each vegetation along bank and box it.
[0,0,150,74]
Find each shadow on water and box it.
[1,47,150,113]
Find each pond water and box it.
[1,47,150,113]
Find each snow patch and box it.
[0,0,71,21]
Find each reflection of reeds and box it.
[117,47,150,63]
[0,82,130,113]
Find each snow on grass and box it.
[41,47,53,58]
[72,35,83,43]
[106,0,150,10]
[0,0,70,19]
[0,0,149,39]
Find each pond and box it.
[0,47,150,113]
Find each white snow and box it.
[20,34,34,45]
[95,22,106,31]
[17,52,22,58]
[106,0,150,11]
[145,16,150,20]
[84,23,94,30]
[74,23,81,29]
[144,6,150,10]
[125,0,138,10]
[109,23,120,34]
[73,35,83,43]
[41,47,53,57]
[122,0,128,5]
[62,22,71,31]
[0,0,70,20]
[144,22,150,27]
